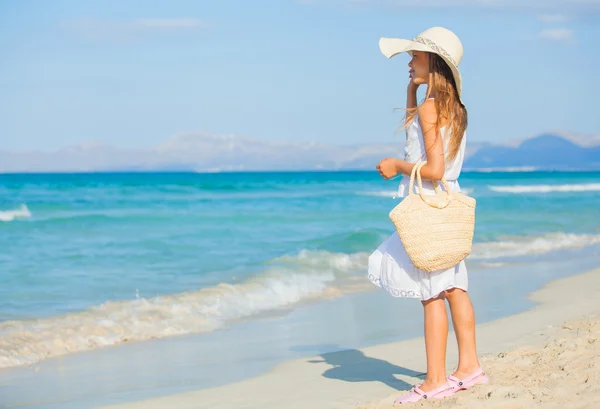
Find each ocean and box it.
[1,170,600,407]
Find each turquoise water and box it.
[1,171,600,369]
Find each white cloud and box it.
[539,28,575,42]
[551,131,600,147]
[67,18,209,41]
[539,13,568,22]
[128,18,206,29]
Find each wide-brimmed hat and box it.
[379,27,464,100]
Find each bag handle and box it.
[408,162,454,208]
[408,162,424,195]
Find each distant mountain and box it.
[463,134,600,171]
[0,132,403,173]
[505,131,600,148]
[1,132,598,173]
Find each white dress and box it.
[367,107,469,301]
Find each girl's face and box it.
[408,51,430,85]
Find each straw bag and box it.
[389,162,476,272]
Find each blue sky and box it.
[1,0,599,151]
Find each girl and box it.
[368,27,488,404]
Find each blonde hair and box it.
[398,53,468,161]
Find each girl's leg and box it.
[420,293,449,392]
[445,288,481,377]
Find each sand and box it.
[98,267,600,409]
[358,315,600,409]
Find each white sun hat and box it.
[379,27,464,100]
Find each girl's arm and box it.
[407,81,419,110]
[379,83,420,179]
[387,100,445,180]
[377,88,445,181]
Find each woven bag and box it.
[389,162,476,272]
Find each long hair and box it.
[398,52,467,161]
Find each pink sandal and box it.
[394,382,456,404]
[447,368,489,391]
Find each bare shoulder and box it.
[418,99,438,128]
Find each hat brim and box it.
[379,37,463,100]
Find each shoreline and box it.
[3,169,600,177]
[97,266,600,409]
[2,242,598,373]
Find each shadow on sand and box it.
[308,349,425,391]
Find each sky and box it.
[1,0,599,151]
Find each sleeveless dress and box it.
[367,105,469,301]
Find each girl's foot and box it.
[419,378,449,393]
[394,382,455,404]
[450,364,481,380]
[447,367,489,391]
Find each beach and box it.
[3,2,600,407]
[1,171,600,409]
[92,267,600,409]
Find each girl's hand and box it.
[376,158,399,180]
[408,78,421,90]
